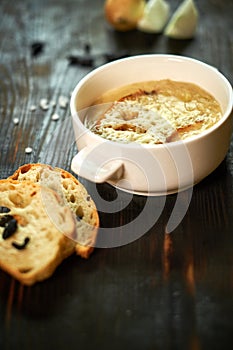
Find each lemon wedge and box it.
[164,0,198,39]
[137,0,170,33]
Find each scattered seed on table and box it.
[29,105,37,112]
[31,41,44,57]
[67,55,94,67]
[39,98,49,110]
[25,147,33,154]
[13,118,19,125]
[58,95,68,108]
[51,113,60,121]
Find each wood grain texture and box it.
[0,0,233,349]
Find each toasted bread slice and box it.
[0,180,76,285]
[9,163,99,258]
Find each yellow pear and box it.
[104,0,146,31]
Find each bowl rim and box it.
[70,54,233,150]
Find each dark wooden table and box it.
[0,0,232,349]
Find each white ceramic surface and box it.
[70,54,233,195]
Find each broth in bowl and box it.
[85,79,222,144]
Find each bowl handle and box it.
[71,146,124,183]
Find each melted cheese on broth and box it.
[85,79,222,144]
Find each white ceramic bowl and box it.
[70,54,233,196]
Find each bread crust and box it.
[9,163,99,258]
[0,179,76,285]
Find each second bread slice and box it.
[9,163,99,258]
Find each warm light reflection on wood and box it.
[163,231,173,280]
[5,279,15,328]
[186,258,196,296]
